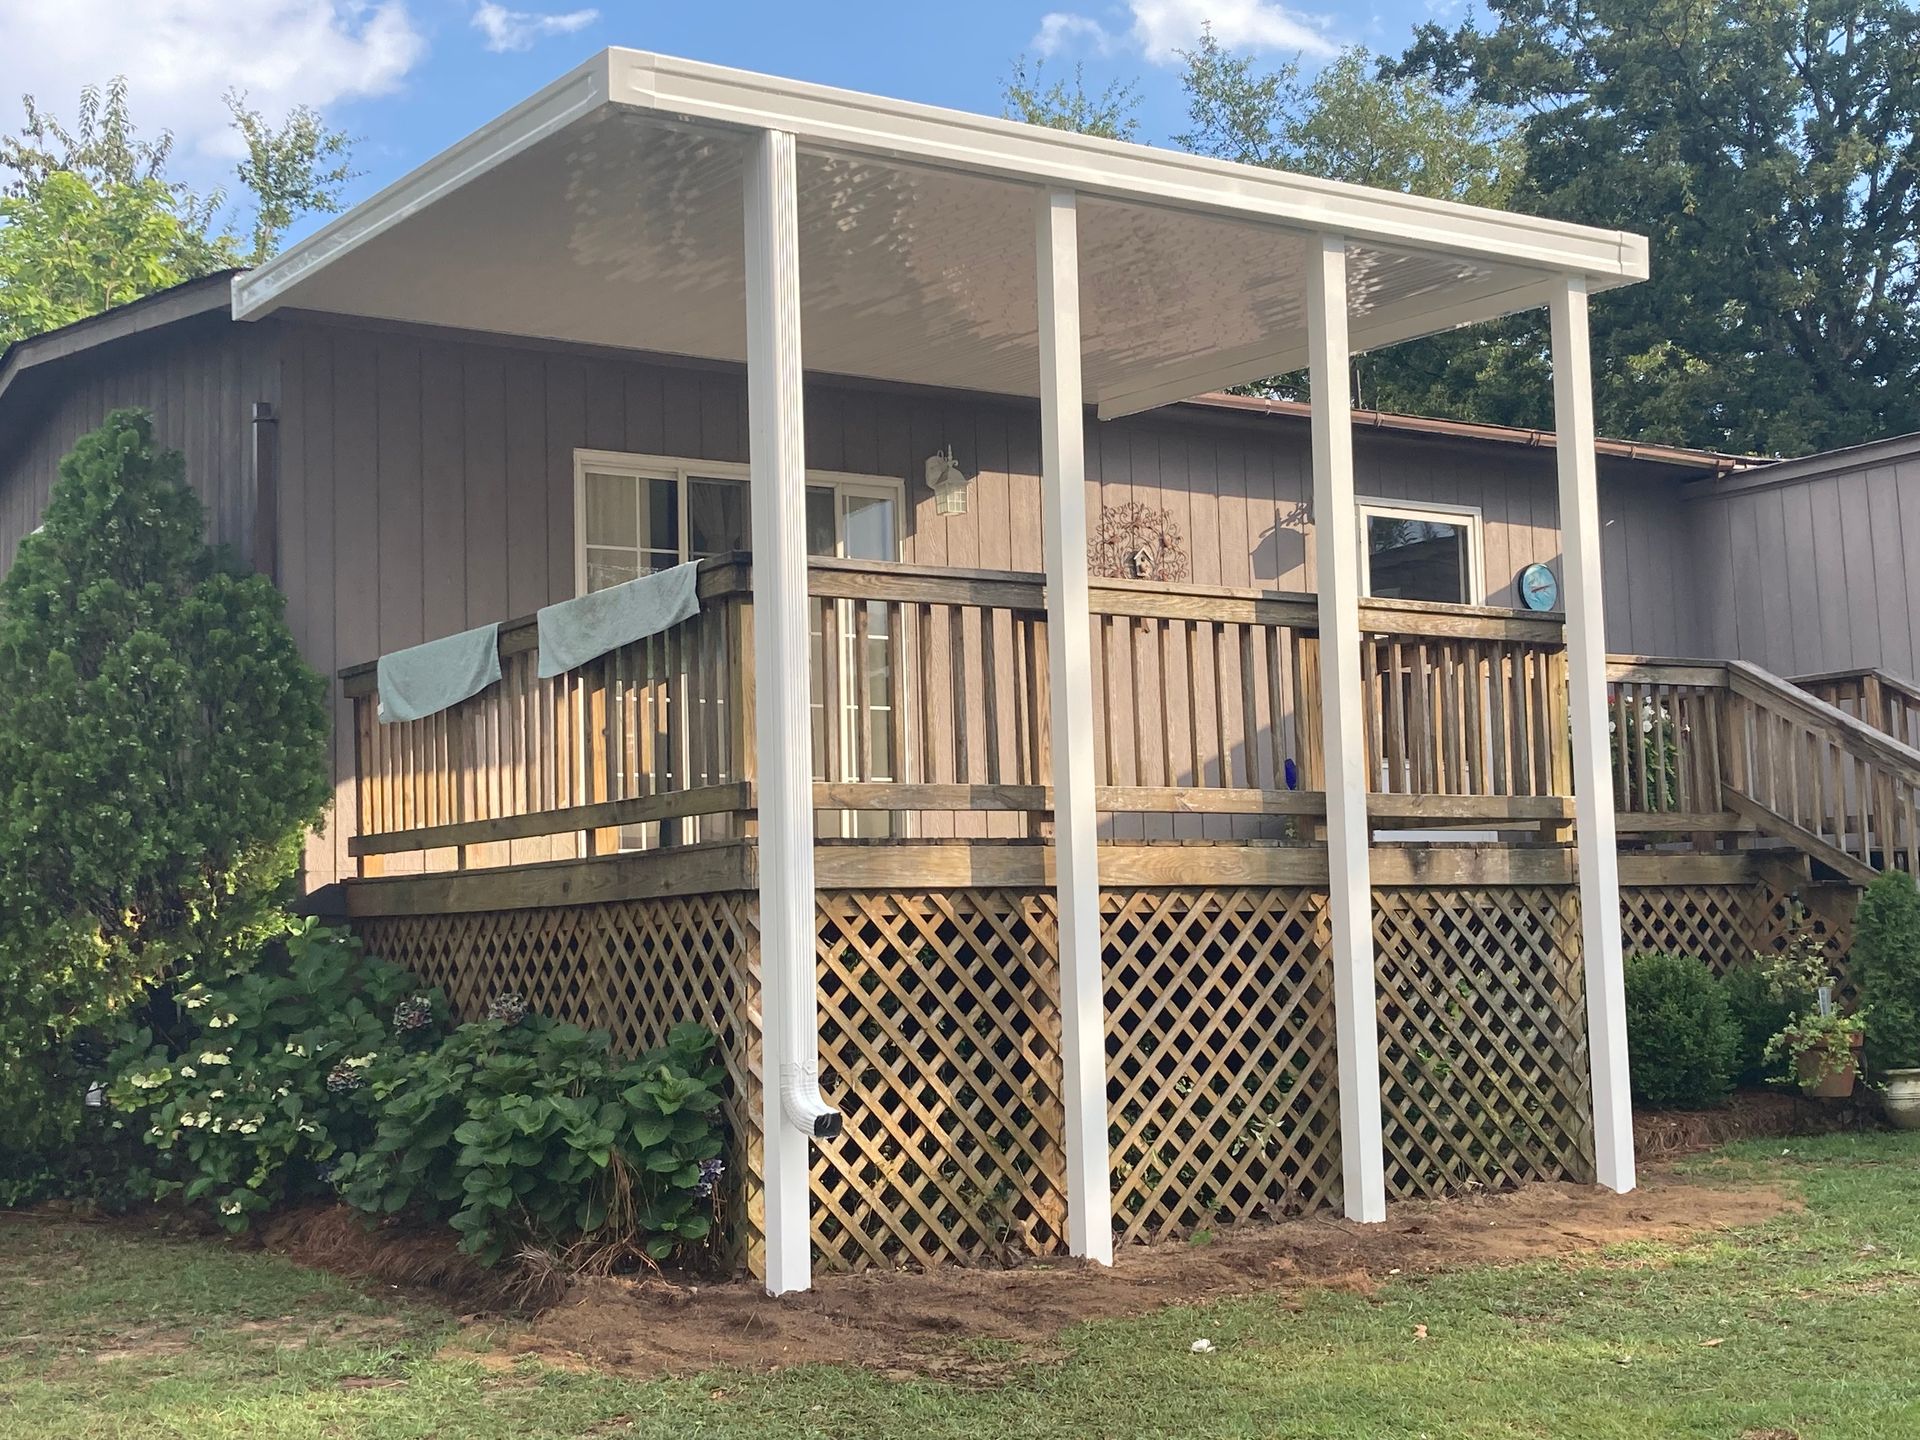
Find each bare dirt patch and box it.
[493,1166,1795,1380]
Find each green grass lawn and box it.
[3,1132,1919,1439]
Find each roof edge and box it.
[1179,391,1757,474]
[0,271,239,418]
[1680,428,1920,499]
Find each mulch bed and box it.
[1632,1087,1878,1160]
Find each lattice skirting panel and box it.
[1104,887,1342,1245]
[814,889,1070,1269]
[351,895,768,1269]
[353,877,1664,1279]
[1375,885,1594,1199]
[1619,880,1859,992]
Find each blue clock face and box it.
[1519,563,1560,612]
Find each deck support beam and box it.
[1307,234,1388,1224]
[1551,277,1636,1194]
[745,127,824,1294]
[1037,188,1112,1266]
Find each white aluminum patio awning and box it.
[232,49,1648,419]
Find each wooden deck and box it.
[330,556,1918,1277]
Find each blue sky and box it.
[0,1,1458,233]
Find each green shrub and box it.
[104,919,728,1264]
[1720,962,1794,1086]
[333,1015,725,1266]
[1624,951,1738,1108]
[1852,871,1920,1072]
[105,921,417,1228]
[0,1028,150,1210]
[0,410,329,1058]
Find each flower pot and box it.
[1883,1068,1920,1130]
[1797,1033,1864,1099]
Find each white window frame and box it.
[572,449,905,589]
[1355,496,1486,605]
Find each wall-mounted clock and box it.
[1518,562,1560,612]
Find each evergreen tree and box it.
[0,411,330,1053]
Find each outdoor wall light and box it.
[925,447,971,515]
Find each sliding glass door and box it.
[575,452,903,840]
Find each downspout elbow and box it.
[781,1059,843,1140]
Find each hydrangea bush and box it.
[332,1015,725,1265]
[106,920,417,1228]
[106,923,728,1264]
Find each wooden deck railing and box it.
[340,559,756,872]
[1352,600,1570,820]
[1604,656,1920,879]
[1794,666,1920,752]
[339,558,1589,873]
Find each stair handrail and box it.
[1728,661,1920,789]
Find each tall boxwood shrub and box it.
[0,409,329,1053]
[1624,951,1738,1108]
[1853,871,1920,1072]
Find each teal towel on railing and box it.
[376,622,502,724]
[536,561,701,678]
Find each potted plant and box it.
[1755,909,1866,1101]
[1851,872,1920,1128]
[1766,1009,1868,1099]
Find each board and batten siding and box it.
[0,319,276,574]
[270,318,1704,886]
[1684,446,1920,682]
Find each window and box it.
[1356,499,1485,605]
[574,451,906,839]
[574,452,901,588]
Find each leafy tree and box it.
[1001,56,1143,140]
[1177,34,1522,205]
[0,79,355,344]
[0,171,228,344]
[1401,0,1920,454]
[227,91,357,264]
[0,411,330,1059]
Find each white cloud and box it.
[1130,0,1337,61]
[471,2,598,53]
[1031,1,1339,66]
[1032,12,1117,58]
[0,2,426,167]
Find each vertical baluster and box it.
[1266,624,1288,790]
[977,604,998,787]
[919,602,939,787]
[1239,622,1259,792]
[889,600,909,789]
[855,600,875,783]
[1383,638,1406,793]
[943,602,963,785]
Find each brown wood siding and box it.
[0,318,276,573]
[1686,457,1920,681]
[274,318,1701,887]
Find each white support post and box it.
[1036,187,1112,1266]
[1551,277,1636,1194]
[1306,234,1387,1224]
[745,127,825,1294]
